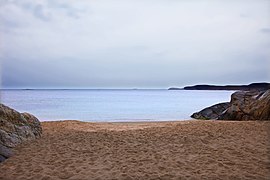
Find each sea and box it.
[0,89,234,122]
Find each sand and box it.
[0,120,269,180]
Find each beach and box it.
[0,120,269,180]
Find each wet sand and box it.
[0,120,270,180]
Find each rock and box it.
[0,155,6,163]
[191,102,230,120]
[0,104,42,162]
[0,143,13,158]
[218,90,270,120]
[191,89,270,120]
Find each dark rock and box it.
[0,155,6,163]
[0,143,13,158]
[191,102,230,120]
[0,103,42,162]
[218,90,270,120]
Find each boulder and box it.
[0,104,42,162]
[191,102,230,120]
[191,89,270,120]
[218,90,270,120]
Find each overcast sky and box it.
[0,0,270,89]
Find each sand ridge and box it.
[0,120,269,180]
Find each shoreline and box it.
[1,120,269,179]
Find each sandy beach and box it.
[0,120,269,180]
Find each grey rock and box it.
[218,90,270,120]
[0,143,13,158]
[191,102,230,120]
[191,89,270,121]
[0,155,6,163]
[0,103,42,162]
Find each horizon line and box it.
[1,82,268,90]
[0,88,171,90]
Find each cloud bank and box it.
[1,0,270,88]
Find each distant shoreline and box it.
[169,82,270,91]
[2,82,269,91]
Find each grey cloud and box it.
[260,28,270,33]
[0,1,52,22]
[0,18,21,34]
[1,17,20,28]
[2,46,269,88]
[33,4,51,21]
[1,0,84,22]
[239,13,250,18]
[47,0,85,19]
[1,0,270,88]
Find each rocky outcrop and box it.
[218,90,270,120]
[191,89,270,120]
[191,102,230,120]
[0,104,42,162]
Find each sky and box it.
[0,0,270,89]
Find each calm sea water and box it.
[0,89,233,122]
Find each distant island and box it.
[168,82,270,91]
[167,87,184,90]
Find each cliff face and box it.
[191,89,270,121]
[0,104,42,162]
